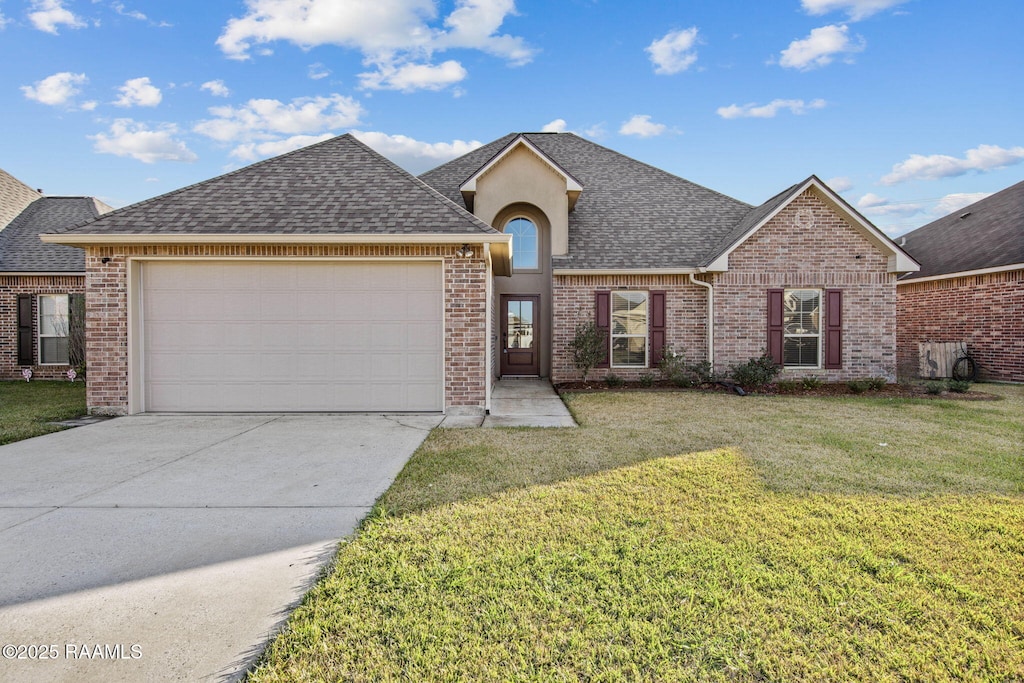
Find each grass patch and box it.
[250,385,1024,681]
[0,380,87,445]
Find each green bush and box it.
[925,380,946,395]
[569,319,607,383]
[729,353,780,390]
[801,375,824,389]
[638,373,655,388]
[948,380,971,393]
[866,377,887,391]
[604,374,625,388]
[659,346,714,387]
[847,380,870,394]
[776,380,800,393]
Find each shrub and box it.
[604,374,624,388]
[847,380,870,394]
[925,380,946,395]
[776,380,800,393]
[948,380,971,393]
[729,353,780,390]
[801,375,823,390]
[638,373,655,388]
[569,319,607,383]
[659,346,714,387]
[866,377,887,391]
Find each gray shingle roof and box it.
[420,133,753,270]
[0,168,43,232]
[899,179,1024,279]
[54,134,498,237]
[0,197,106,272]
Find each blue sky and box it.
[2,0,1022,236]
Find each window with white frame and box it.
[504,217,539,270]
[38,294,70,365]
[783,289,821,367]
[611,291,647,367]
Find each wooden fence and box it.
[918,341,966,379]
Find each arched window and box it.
[505,217,538,270]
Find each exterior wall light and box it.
[456,244,474,258]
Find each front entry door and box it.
[500,295,540,376]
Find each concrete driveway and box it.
[0,413,440,682]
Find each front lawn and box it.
[250,386,1024,682]
[0,380,87,445]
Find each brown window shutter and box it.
[17,294,33,366]
[767,289,784,365]
[649,290,666,367]
[69,293,86,368]
[595,290,610,369]
[824,289,842,369]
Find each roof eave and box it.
[41,232,512,246]
[459,134,583,209]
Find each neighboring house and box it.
[45,133,917,416]
[0,178,113,379]
[896,180,1023,382]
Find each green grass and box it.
[250,385,1024,682]
[0,380,87,445]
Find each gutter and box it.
[689,272,714,367]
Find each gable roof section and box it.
[701,176,919,274]
[422,133,754,270]
[47,134,502,241]
[0,197,108,273]
[0,168,43,231]
[898,179,1024,280]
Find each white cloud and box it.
[230,133,335,161]
[801,0,908,21]
[80,100,98,111]
[21,71,87,106]
[194,94,365,142]
[28,0,86,33]
[114,77,162,107]
[779,24,864,70]
[216,0,534,93]
[619,114,667,138]
[200,80,231,97]
[646,27,699,75]
[112,2,147,21]
[359,59,467,92]
[0,10,9,30]
[880,144,1024,185]
[308,62,331,80]
[541,119,568,133]
[856,192,922,217]
[933,192,991,216]
[90,119,197,164]
[351,130,483,173]
[826,176,853,192]
[717,98,827,119]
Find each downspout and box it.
[484,243,493,415]
[689,272,714,368]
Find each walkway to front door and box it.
[500,294,540,376]
[440,379,577,428]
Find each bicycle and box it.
[951,341,979,382]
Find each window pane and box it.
[784,337,819,367]
[612,337,646,367]
[506,217,538,270]
[612,291,647,334]
[41,336,70,364]
[507,300,534,349]
[783,290,819,334]
[39,295,70,336]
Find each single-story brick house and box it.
[897,180,1023,382]
[1,168,112,379]
[45,133,918,415]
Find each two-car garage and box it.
[136,260,444,412]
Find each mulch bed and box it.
[555,380,1000,401]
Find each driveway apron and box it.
[0,413,439,682]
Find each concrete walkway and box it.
[0,413,439,682]
[442,379,576,428]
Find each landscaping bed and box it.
[555,379,1000,400]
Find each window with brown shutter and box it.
[595,290,610,369]
[824,289,842,369]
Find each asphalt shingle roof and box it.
[899,179,1024,279]
[420,133,754,270]
[0,167,43,231]
[0,197,106,272]
[54,134,498,237]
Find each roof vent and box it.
[959,211,972,219]
[898,236,906,247]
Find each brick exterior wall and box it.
[82,243,488,415]
[897,268,1023,382]
[552,274,708,382]
[712,190,898,381]
[0,275,84,380]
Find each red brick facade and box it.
[897,268,1024,382]
[712,191,898,381]
[81,243,489,415]
[0,275,84,380]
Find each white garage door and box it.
[141,261,443,412]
